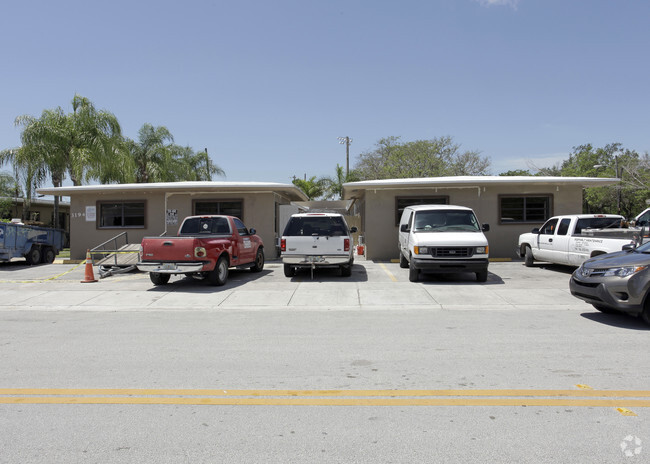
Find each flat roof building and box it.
[342,176,619,260]
[37,181,307,260]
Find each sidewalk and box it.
[0,260,588,313]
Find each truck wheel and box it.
[25,247,41,265]
[150,272,170,286]
[283,264,294,277]
[476,270,488,282]
[399,252,408,268]
[341,263,352,277]
[251,248,265,272]
[42,247,55,264]
[524,247,534,267]
[208,256,229,286]
[408,257,419,282]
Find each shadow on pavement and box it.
[580,311,650,330]
[285,263,369,283]
[145,268,272,293]
[417,270,504,286]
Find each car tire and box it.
[150,272,170,286]
[399,252,408,269]
[640,298,650,326]
[592,304,618,314]
[341,263,352,277]
[208,256,229,286]
[42,247,56,264]
[283,263,294,277]
[251,248,265,272]
[476,270,488,282]
[408,256,419,282]
[524,246,534,267]
[25,247,41,266]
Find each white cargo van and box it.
[398,205,490,282]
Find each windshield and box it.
[283,216,348,237]
[413,210,480,232]
[631,240,650,254]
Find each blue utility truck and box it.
[0,221,65,264]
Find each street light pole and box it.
[615,155,621,215]
[338,136,352,177]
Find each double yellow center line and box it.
[1,388,649,408]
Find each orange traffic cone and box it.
[80,249,97,283]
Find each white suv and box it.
[281,213,357,277]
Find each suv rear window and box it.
[180,217,231,235]
[283,216,348,237]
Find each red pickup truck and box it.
[137,215,264,286]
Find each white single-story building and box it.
[342,176,619,260]
[36,181,308,260]
[38,176,620,262]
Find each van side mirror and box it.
[249,228,256,235]
[622,243,636,251]
[400,224,409,232]
[532,228,540,234]
[482,224,490,232]
[349,226,357,233]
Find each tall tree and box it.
[320,164,361,200]
[0,95,122,228]
[354,136,490,180]
[292,176,325,200]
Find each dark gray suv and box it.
[570,241,650,325]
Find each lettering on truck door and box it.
[233,217,255,263]
[551,218,572,265]
[535,218,559,261]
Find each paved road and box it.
[0,260,648,463]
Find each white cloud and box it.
[474,0,520,9]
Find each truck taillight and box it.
[281,239,286,252]
[344,238,350,251]
[195,247,207,258]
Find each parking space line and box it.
[378,263,398,282]
[2,388,649,408]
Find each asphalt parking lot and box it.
[0,256,596,313]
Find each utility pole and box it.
[204,148,211,181]
[338,136,352,176]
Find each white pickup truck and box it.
[280,212,357,277]
[517,214,640,267]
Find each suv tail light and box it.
[344,238,350,251]
[281,238,286,252]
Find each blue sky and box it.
[2,0,649,185]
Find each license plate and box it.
[307,256,324,263]
[161,263,176,270]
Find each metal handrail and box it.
[90,232,130,266]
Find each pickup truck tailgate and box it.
[141,237,198,261]
[283,236,348,256]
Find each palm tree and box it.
[292,176,325,200]
[170,147,225,181]
[320,164,361,200]
[1,95,122,228]
[123,125,225,183]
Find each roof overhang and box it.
[36,181,309,202]
[342,176,620,199]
